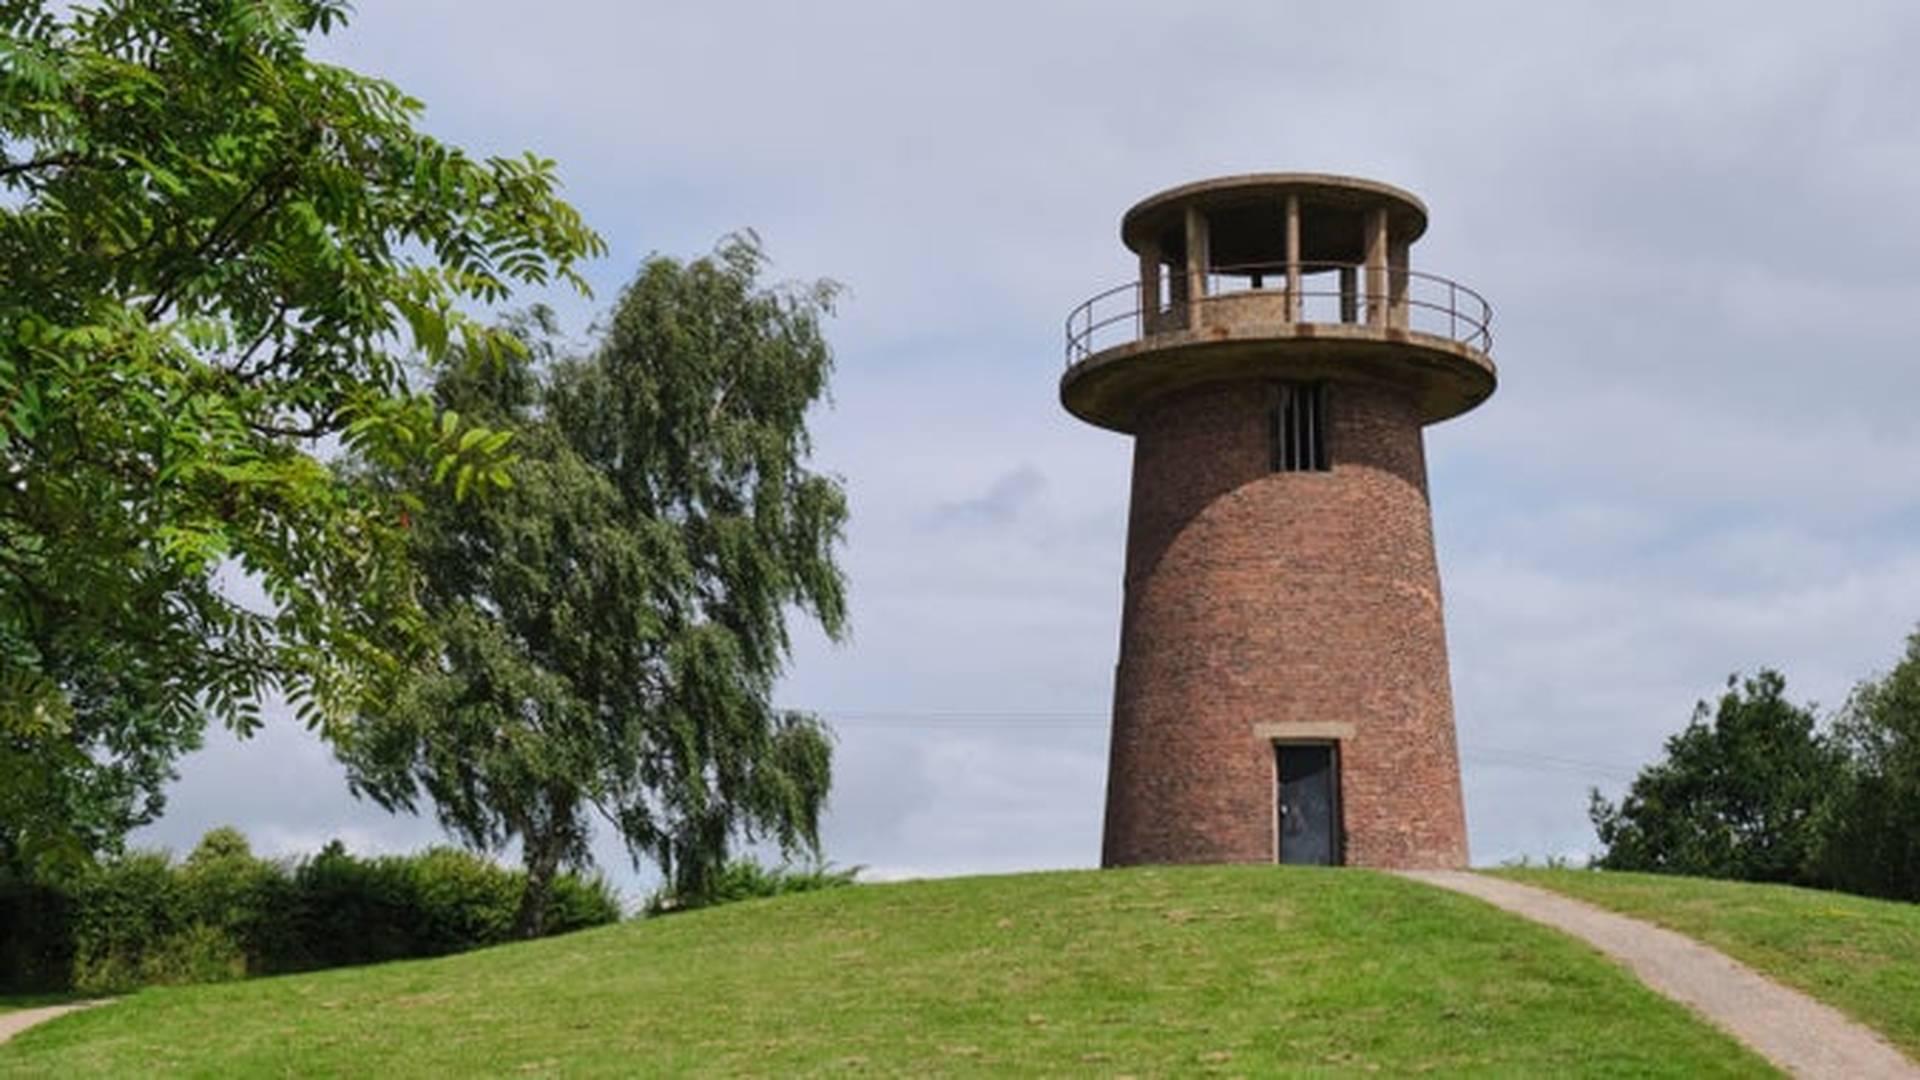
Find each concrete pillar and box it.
[1139,241,1163,334]
[1388,239,1410,330]
[1365,207,1388,328]
[1184,204,1209,327]
[1339,266,1358,323]
[1285,194,1302,322]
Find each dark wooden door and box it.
[1277,744,1339,866]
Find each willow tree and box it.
[342,237,848,934]
[0,0,604,872]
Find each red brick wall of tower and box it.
[1100,377,1469,869]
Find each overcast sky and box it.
[136,1,1920,895]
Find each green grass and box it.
[0,866,1769,1076]
[1498,868,1920,1058]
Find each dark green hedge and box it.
[0,828,621,993]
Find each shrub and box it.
[546,872,624,932]
[67,852,188,993]
[0,830,623,993]
[290,842,421,968]
[405,847,521,954]
[0,872,74,991]
[179,829,302,974]
[129,923,248,990]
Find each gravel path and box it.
[0,1002,106,1046]
[1399,870,1919,1079]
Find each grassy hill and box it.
[0,866,1773,1076]
[1499,868,1920,1058]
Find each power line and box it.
[787,706,1646,781]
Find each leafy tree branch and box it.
[0,0,604,873]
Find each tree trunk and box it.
[514,827,562,939]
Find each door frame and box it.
[1272,739,1345,866]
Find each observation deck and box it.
[1060,173,1496,433]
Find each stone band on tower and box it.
[1062,173,1494,870]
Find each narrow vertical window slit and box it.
[1270,383,1329,474]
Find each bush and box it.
[405,847,521,954]
[117,922,247,991]
[179,829,302,974]
[0,872,74,992]
[645,858,859,916]
[290,842,421,969]
[67,852,188,993]
[0,829,623,993]
[546,871,624,933]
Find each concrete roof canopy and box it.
[1065,172,1493,433]
[1121,173,1430,268]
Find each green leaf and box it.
[0,0,602,867]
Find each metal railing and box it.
[1064,261,1493,366]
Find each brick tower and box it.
[1063,173,1495,870]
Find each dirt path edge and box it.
[0,1001,109,1047]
